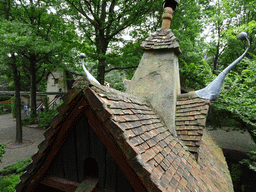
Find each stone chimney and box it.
[127,7,181,137]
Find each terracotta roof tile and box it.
[175,92,210,156]
[17,77,233,192]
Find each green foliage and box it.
[0,158,32,176]
[0,144,6,163]
[43,97,49,112]
[114,82,126,92]
[180,59,214,90]
[230,163,242,191]
[64,0,164,83]
[0,97,11,101]
[0,173,22,192]
[210,57,256,130]
[22,108,59,129]
[21,117,36,127]
[0,157,32,192]
[0,0,79,117]
[206,106,242,129]
[241,150,256,172]
[37,109,58,129]
[0,103,11,115]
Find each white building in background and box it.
[46,69,75,106]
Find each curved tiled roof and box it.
[175,92,210,157]
[16,77,233,192]
[141,28,181,54]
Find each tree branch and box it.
[66,0,94,26]
[100,0,107,23]
[105,66,137,73]
[106,0,116,36]
[78,20,95,44]
[36,68,46,84]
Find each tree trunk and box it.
[11,62,22,143]
[97,58,106,85]
[30,60,37,117]
[96,31,108,85]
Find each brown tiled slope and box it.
[175,92,210,156]
[17,77,233,192]
[175,92,233,191]
[79,78,233,191]
[141,28,182,54]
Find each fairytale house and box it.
[16,1,237,192]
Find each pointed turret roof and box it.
[141,28,181,54]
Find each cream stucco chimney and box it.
[127,6,181,137]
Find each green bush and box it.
[37,109,58,129]
[0,96,11,101]
[21,117,36,127]
[0,144,6,163]
[0,157,32,192]
[241,147,256,172]
[0,103,11,115]
[0,173,22,192]
[21,109,58,129]
[114,82,126,92]
[0,158,32,176]
[229,163,242,192]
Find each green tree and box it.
[0,0,78,142]
[60,0,165,84]
[0,2,25,142]
[0,0,78,117]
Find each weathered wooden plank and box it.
[116,166,135,192]
[88,125,106,189]
[40,175,80,192]
[34,183,64,191]
[75,177,98,192]
[75,116,90,182]
[48,149,65,178]
[105,150,117,191]
[62,128,79,182]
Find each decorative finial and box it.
[80,53,101,85]
[161,0,180,29]
[195,32,251,100]
[80,53,86,59]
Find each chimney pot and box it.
[162,7,174,29]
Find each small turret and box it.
[127,1,181,137]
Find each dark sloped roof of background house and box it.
[141,28,181,54]
[16,77,233,192]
